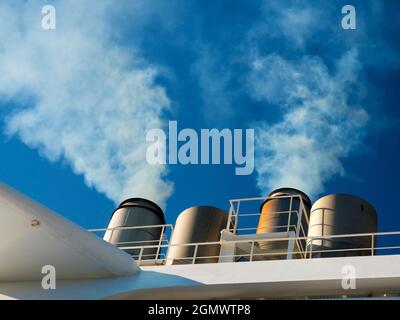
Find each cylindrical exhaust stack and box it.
[102,190,378,263]
[307,194,378,258]
[256,188,311,257]
[166,206,228,265]
[104,198,165,260]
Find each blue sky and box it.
[0,0,399,234]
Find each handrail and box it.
[121,240,400,263]
[88,223,174,233]
[117,230,400,249]
[112,230,400,265]
[227,196,309,241]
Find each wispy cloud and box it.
[250,50,368,198]
[246,1,374,199]
[255,0,328,49]
[188,0,382,198]
[0,1,173,208]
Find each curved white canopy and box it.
[0,183,139,281]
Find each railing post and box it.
[234,201,240,235]
[165,225,174,265]
[299,198,310,228]
[250,241,255,262]
[138,247,144,265]
[192,244,198,264]
[309,239,313,259]
[288,196,293,233]
[155,225,165,262]
[227,202,234,231]
[110,227,115,244]
[295,196,303,237]
[371,234,375,256]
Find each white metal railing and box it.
[227,195,310,242]
[119,231,400,265]
[226,194,309,257]
[89,223,174,263]
[88,225,400,266]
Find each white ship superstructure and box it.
[0,183,399,300]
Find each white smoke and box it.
[250,49,368,199]
[0,1,173,208]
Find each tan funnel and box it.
[307,194,378,257]
[256,188,311,258]
[166,206,228,264]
